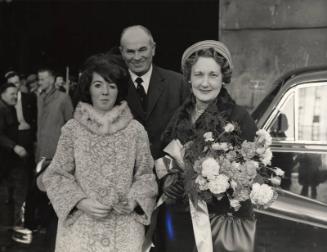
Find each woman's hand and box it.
[161,173,185,200]
[76,198,111,219]
[113,198,137,215]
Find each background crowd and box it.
[1,24,258,252]
[0,24,189,252]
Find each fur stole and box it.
[161,87,236,147]
[74,101,133,135]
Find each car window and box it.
[297,85,327,143]
[268,82,327,204]
[271,151,327,203]
[269,93,295,141]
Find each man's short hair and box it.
[37,67,56,77]
[4,71,19,80]
[0,83,16,95]
[120,25,155,46]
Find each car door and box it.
[255,81,327,252]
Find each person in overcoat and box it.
[36,68,73,162]
[43,54,158,252]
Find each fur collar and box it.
[74,101,133,135]
[161,87,236,146]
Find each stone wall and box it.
[220,0,327,110]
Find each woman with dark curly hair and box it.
[43,54,157,252]
[153,41,257,252]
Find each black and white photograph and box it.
[1,0,327,251]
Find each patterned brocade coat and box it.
[43,101,158,252]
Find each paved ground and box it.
[1,175,327,252]
[0,183,48,252]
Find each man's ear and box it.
[152,42,156,56]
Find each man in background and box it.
[5,71,37,233]
[36,67,73,252]
[0,82,29,232]
[119,25,189,160]
[36,68,73,162]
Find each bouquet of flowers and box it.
[184,123,284,211]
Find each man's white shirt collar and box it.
[129,65,153,94]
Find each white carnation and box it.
[201,157,220,179]
[256,129,272,147]
[212,142,229,151]
[245,160,259,178]
[224,123,235,133]
[203,132,214,142]
[260,148,273,165]
[231,161,241,171]
[250,183,274,206]
[229,199,241,211]
[256,147,266,155]
[270,176,281,186]
[208,174,229,194]
[274,167,285,177]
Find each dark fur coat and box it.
[161,87,257,218]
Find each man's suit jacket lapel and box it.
[146,66,165,119]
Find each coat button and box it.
[101,238,110,247]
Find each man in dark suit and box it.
[5,71,37,231]
[0,83,29,230]
[119,25,190,160]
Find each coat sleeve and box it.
[232,105,258,141]
[179,76,191,102]
[128,125,158,225]
[43,120,87,227]
[0,110,16,150]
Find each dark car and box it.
[252,66,327,252]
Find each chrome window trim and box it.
[264,89,295,141]
[264,81,327,144]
